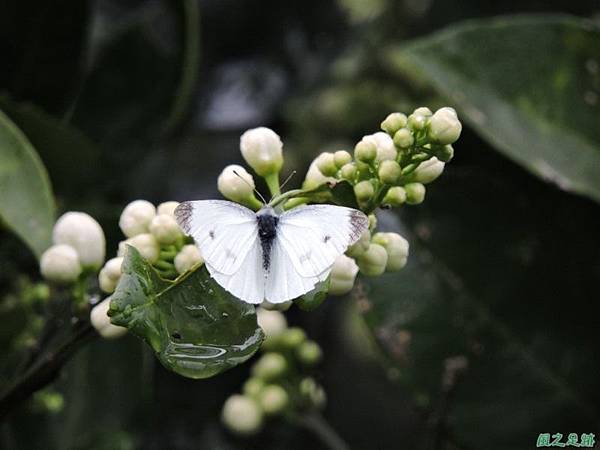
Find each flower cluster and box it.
[221,308,326,436]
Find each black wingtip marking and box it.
[348,210,369,244]
[174,202,193,233]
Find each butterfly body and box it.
[175,200,368,304]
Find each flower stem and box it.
[264,173,281,198]
[296,412,350,450]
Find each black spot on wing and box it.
[209,230,215,239]
[174,202,193,234]
[348,209,368,244]
[323,235,331,243]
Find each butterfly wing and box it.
[175,200,265,303]
[265,205,368,303]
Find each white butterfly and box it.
[174,200,368,304]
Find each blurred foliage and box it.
[1,0,599,449]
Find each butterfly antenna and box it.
[232,170,267,205]
[279,170,297,191]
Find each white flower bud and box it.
[363,132,397,162]
[381,112,407,135]
[378,160,401,185]
[98,257,124,293]
[260,300,292,311]
[256,307,287,337]
[354,180,374,202]
[174,244,203,274]
[118,233,159,263]
[333,150,352,168]
[328,254,359,296]
[240,127,284,176]
[346,229,371,258]
[258,385,289,416]
[90,297,127,339]
[393,128,414,149]
[157,201,180,217]
[303,158,336,190]
[52,212,106,268]
[221,395,264,436]
[408,157,445,184]
[315,152,337,176]
[217,164,257,203]
[428,107,462,145]
[149,214,182,245]
[40,244,82,284]
[354,139,377,163]
[119,200,156,238]
[372,232,409,271]
[356,243,388,276]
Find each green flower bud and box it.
[380,112,408,135]
[221,395,263,436]
[408,113,427,131]
[354,180,375,202]
[40,244,82,284]
[354,139,377,163]
[405,183,426,205]
[53,212,106,269]
[378,160,401,185]
[217,164,260,205]
[356,243,388,277]
[119,234,160,263]
[256,307,287,338]
[406,157,445,184]
[346,229,371,258]
[315,152,338,176]
[368,214,377,230]
[372,232,409,271]
[333,150,352,168]
[393,128,414,149]
[433,144,454,162]
[90,297,127,339]
[157,201,180,217]
[340,162,358,181]
[303,158,336,190]
[119,200,156,238]
[413,106,432,117]
[382,186,407,206]
[149,214,183,245]
[174,244,203,274]
[258,385,289,416]
[98,256,124,293]
[279,327,307,350]
[240,127,284,177]
[428,107,462,145]
[243,377,266,399]
[251,352,288,381]
[299,378,326,409]
[296,340,323,366]
[328,255,358,296]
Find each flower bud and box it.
[279,327,306,350]
[98,256,124,293]
[299,378,326,409]
[240,127,284,176]
[380,112,407,135]
[174,244,203,274]
[406,157,445,184]
[356,243,388,277]
[251,352,288,381]
[378,160,401,185]
[258,385,289,416]
[368,214,377,230]
[303,158,336,190]
[296,340,323,366]
[40,245,81,284]
[354,139,377,163]
[221,395,263,436]
[119,200,156,238]
[260,300,292,311]
[90,297,127,339]
[217,164,258,204]
[149,214,182,245]
[346,229,370,258]
[382,186,407,206]
[243,377,266,399]
[119,234,159,263]
[328,254,359,295]
[256,307,287,338]
[157,201,180,217]
[354,180,374,202]
[408,113,427,131]
[433,144,454,162]
[364,132,397,162]
[405,183,426,205]
[372,232,409,271]
[393,128,414,149]
[340,162,357,181]
[52,212,106,269]
[315,152,338,176]
[333,150,352,168]
[428,107,462,145]
[413,106,432,117]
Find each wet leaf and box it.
[0,108,55,258]
[295,280,330,311]
[109,247,263,379]
[389,15,600,203]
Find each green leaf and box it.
[0,108,55,258]
[295,279,330,311]
[388,15,600,203]
[109,247,264,379]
